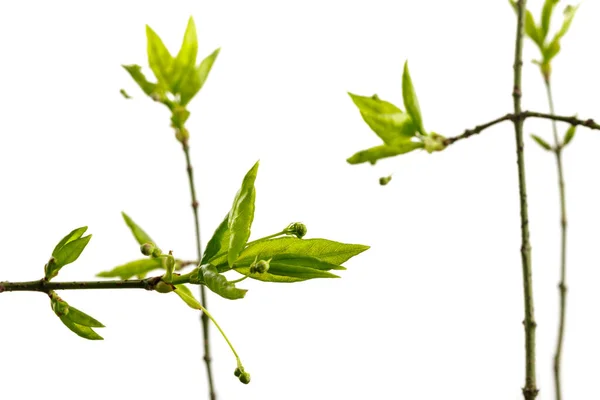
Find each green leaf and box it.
[348,93,418,145]
[555,4,579,41]
[211,237,368,271]
[234,253,344,282]
[53,235,92,269]
[562,125,576,147]
[96,258,163,280]
[59,315,103,340]
[202,213,231,264]
[541,0,560,41]
[122,65,157,97]
[174,284,203,309]
[146,25,174,88]
[227,161,259,267]
[531,134,553,151]
[179,48,220,106]
[346,142,424,165]
[402,61,426,135]
[525,9,544,49]
[52,227,88,257]
[120,89,132,99]
[122,212,155,247]
[543,39,561,61]
[65,306,104,328]
[171,17,199,94]
[193,265,247,300]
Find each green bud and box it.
[423,132,447,154]
[151,247,163,258]
[234,367,242,377]
[154,280,175,294]
[174,127,189,143]
[285,222,307,239]
[250,258,271,274]
[140,243,155,256]
[239,372,251,384]
[379,176,392,186]
[44,257,58,280]
[50,292,70,317]
[163,253,175,283]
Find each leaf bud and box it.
[285,222,307,239]
[379,176,392,186]
[50,292,70,317]
[239,372,251,384]
[250,258,271,274]
[423,132,447,154]
[154,280,175,294]
[140,242,155,256]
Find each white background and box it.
[1,0,599,399]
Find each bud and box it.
[250,258,271,274]
[140,243,155,256]
[379,176,392,186]
[50,292,70,317]
[163,253,175,283]
[239,372,251,384]
[151,247,163,258]
[285,222,307,239]
[234,367,242,377]
[154,280,175,294]
[423,132,447,154]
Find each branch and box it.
[0,276,163,293]
[444,111,600,146]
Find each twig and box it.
[444,111,600,146]
[543,77,568,400]
[181,138,216,400]
[512,2,538,399]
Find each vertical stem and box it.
[544,78,568,400]
[182,139,216,400]
[512,1,538,399]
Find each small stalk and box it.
[543,77,568,400]
[512,1,539,399]
[181,138,216,400]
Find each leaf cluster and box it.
[347,61,447,166]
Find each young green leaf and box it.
[171,17,199,94]
[348,93,418,145]
[562,125,576,147]
[227,161,259,267]
[52,226,88,257]
[120,89,132,99]
[202,213,231,264]
[59,315,104,340]
[146,25,174,88]
[531,134,553,151]
[122,65,157,97]
[193,265,247,300]
[554,4,579,41]
[347,142,424,165]
[541,0,560,40]
[50,234,92,276]
[179,48,220,106]
[96,258,163,280]
[402,61,426,135]
[122,212,155,247]
[235,258,340,283]
[65,306,105,328]
[174,284,203,309]
[211,237,368,271]
[543,39,561,62]
[525,9,544,49]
